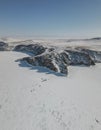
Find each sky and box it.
[0,0,101,38]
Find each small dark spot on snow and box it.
[39,85,41,87]
[60,101,64,105]
[41,78,47,82]
[95,118,100,124]
[30,88,35,92]
[90,125,94,129]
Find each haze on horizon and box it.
[0,0,101,38]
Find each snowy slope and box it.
[0,51,101,130]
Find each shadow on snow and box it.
[16,59,66,77]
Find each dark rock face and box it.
[25,44,47,55]
[14,44,47,56]
[76,48,101,63]
[13,44,26,52]
[0,42,8,51]
[65,50,95,66]
[90,37,101,40]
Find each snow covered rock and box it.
[21,50,95,75]
[1,41,101,75]
[19,44,101,75]
[14,44,47,56]
[0,41,8,51]
[65,49,95,66]
[76,48,101,63]
[22,51,68,75]
[21,47,98,75]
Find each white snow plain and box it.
[0,50,101,130]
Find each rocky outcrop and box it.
[1,41,101,75]
[75,48,101,63]
[64,50,95,66]
[14,44,47,56]
[0,42,8,51]
[22,52,68,75]
[21,47,99,75]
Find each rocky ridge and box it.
[0,41,101,75]
[0,42,9,51]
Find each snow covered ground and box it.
[0,51,101,130]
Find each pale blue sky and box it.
[0,0,101,38]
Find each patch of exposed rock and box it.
[75,47,101,63]
[1,41,101,75]
[0,41,14,51]
[13,44,47,56]
[64,50,95,66]
[0,42,8,51]
[21,47,100,75]
[22,52,68,75]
